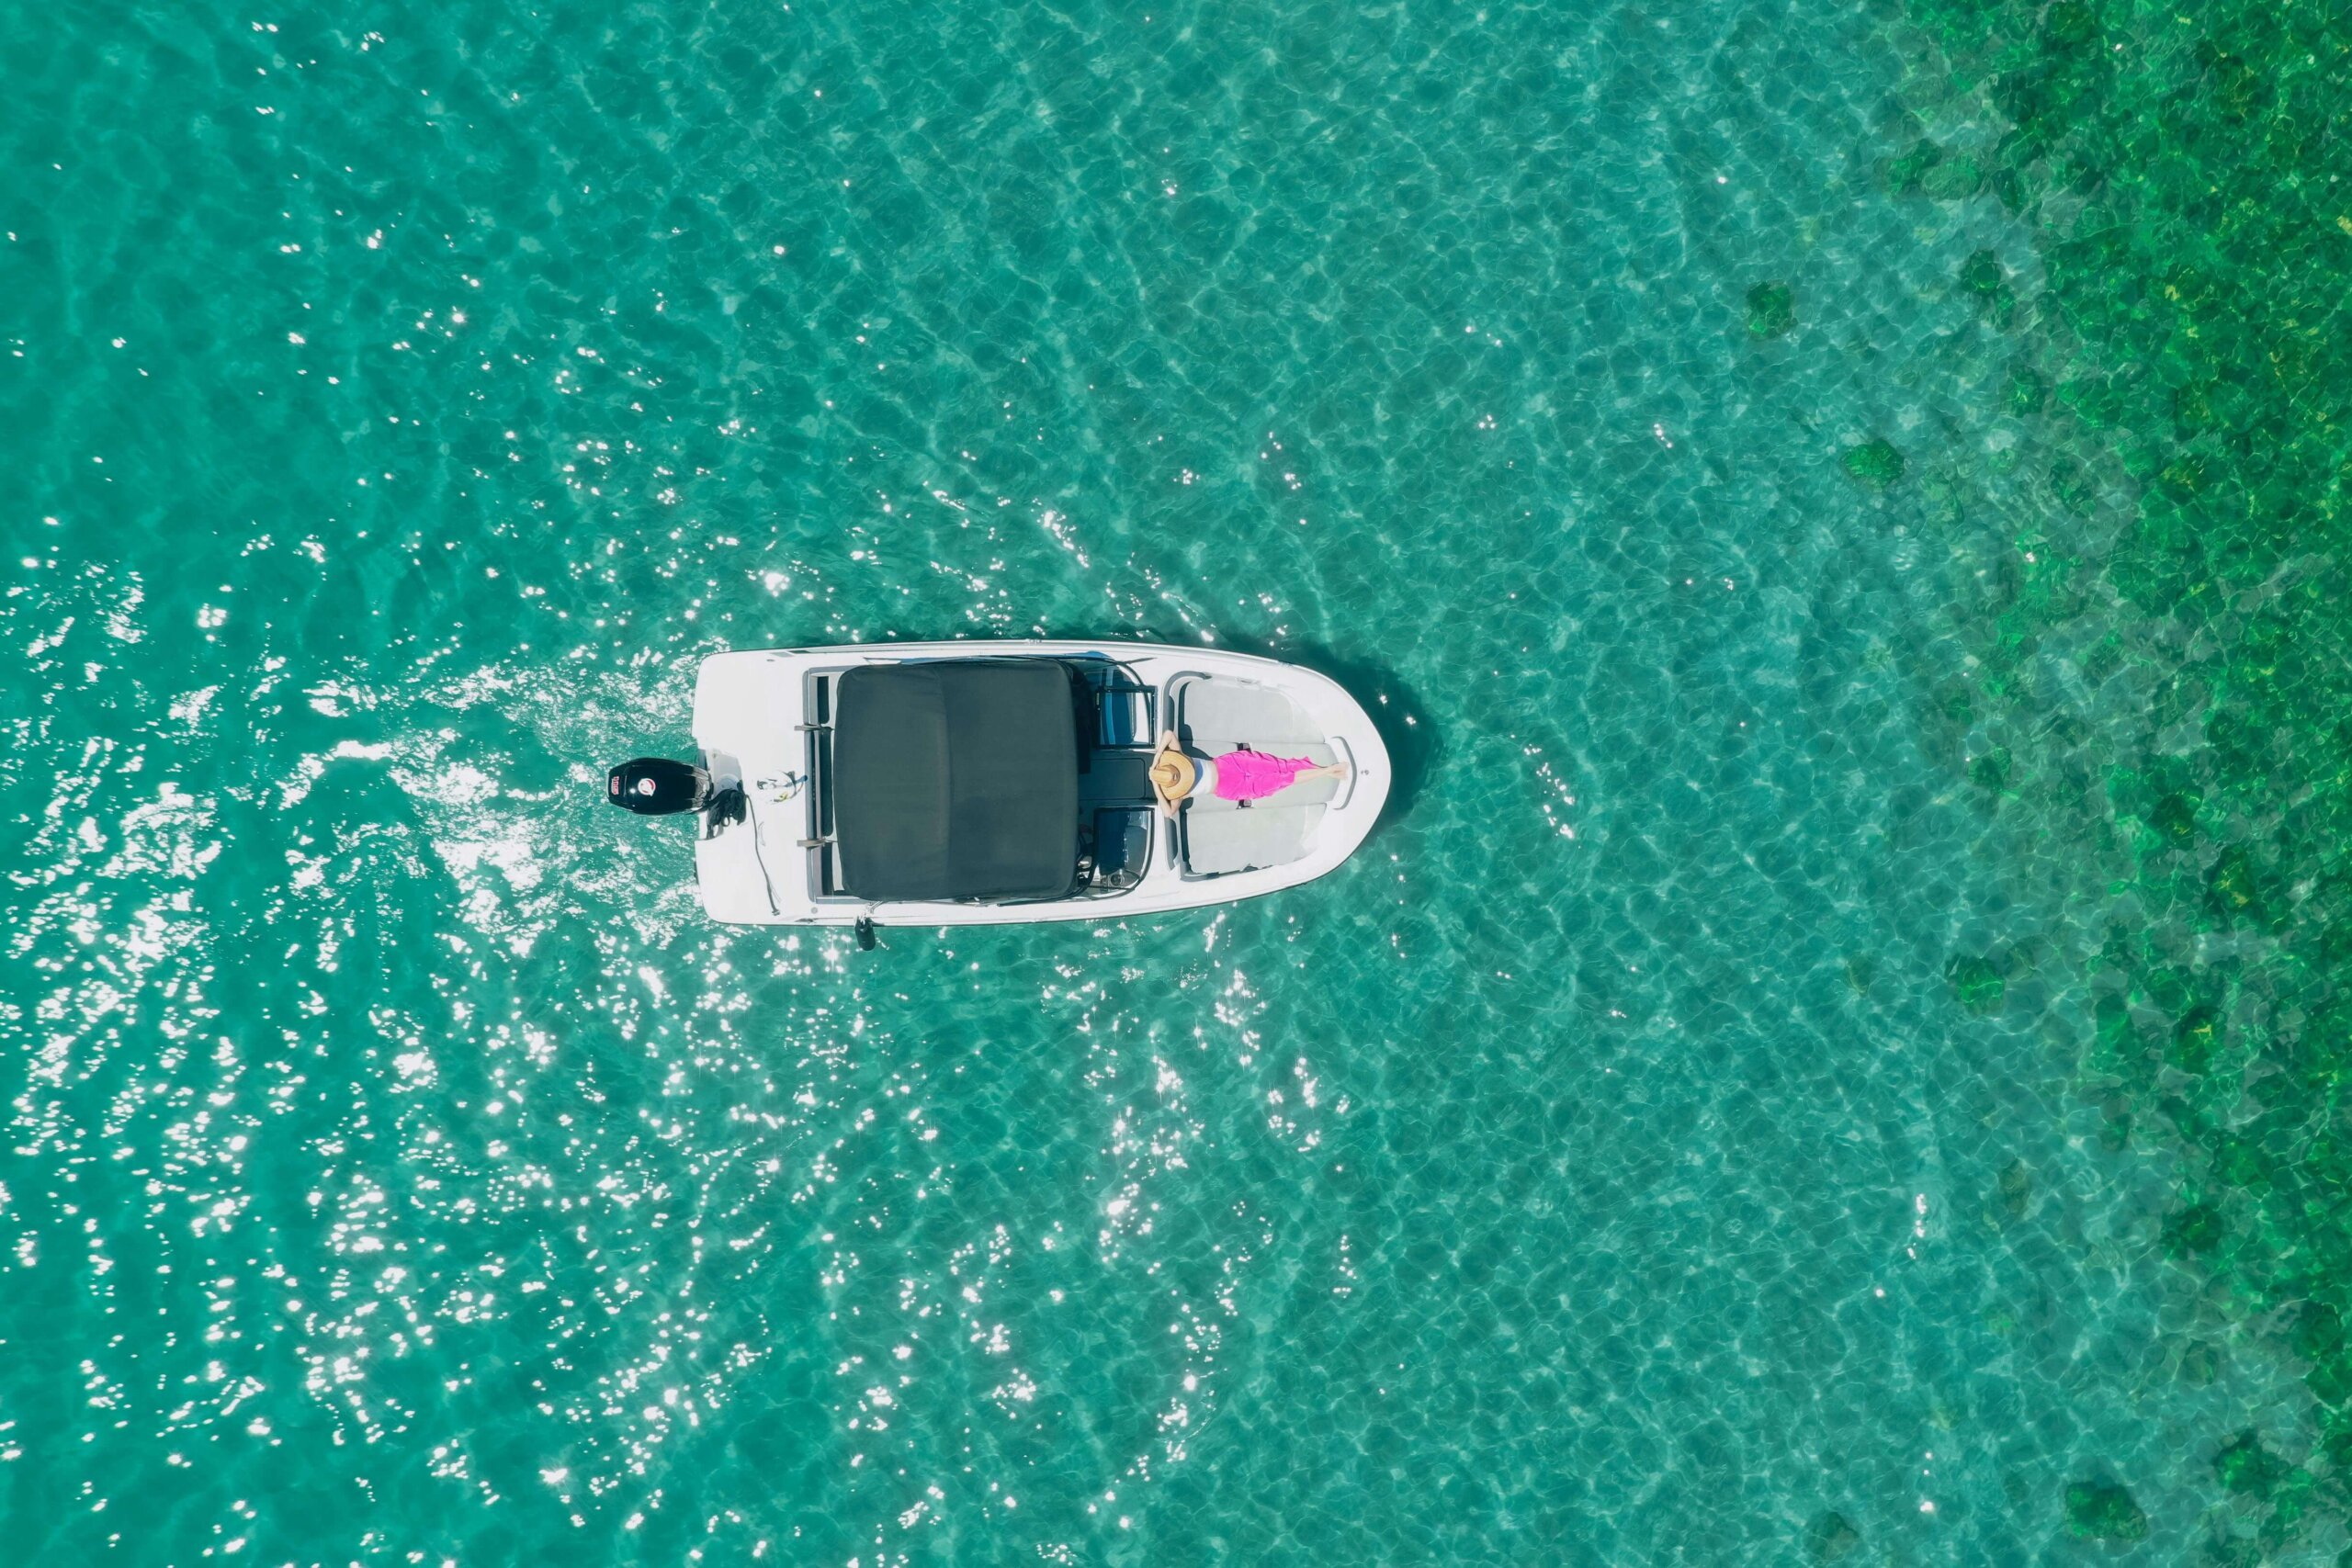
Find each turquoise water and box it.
[4,0,2339,1562]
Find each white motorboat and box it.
[606,640,1391,928]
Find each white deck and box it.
[689,640,1392,926]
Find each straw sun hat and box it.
[1148,737,1197,812]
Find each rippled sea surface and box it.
[7,0,2348,1561]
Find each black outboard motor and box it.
[606,757,712,816]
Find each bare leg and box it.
[1272,761,1350,795]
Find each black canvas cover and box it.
[831,660,1080,901]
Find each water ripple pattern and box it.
[0,0,2328,1562]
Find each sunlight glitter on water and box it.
[6,0,2342,1557]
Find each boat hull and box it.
[689,640,1391,926]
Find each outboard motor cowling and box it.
[607,757,712,816]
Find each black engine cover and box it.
[606,758,711,816]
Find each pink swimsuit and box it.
[1212,750,1317,801]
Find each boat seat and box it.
[1174,676,1338,872]
[1182,802,1320,874]
[1078,747,1158,807]
[1178,675,1340,813]
[1177,678,1324,750]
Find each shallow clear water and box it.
[3,0,2339,1562]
